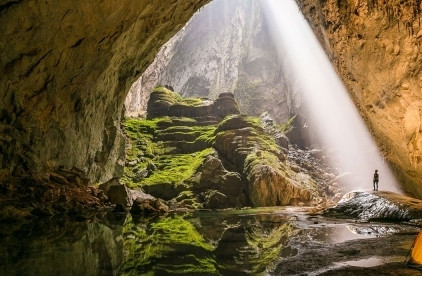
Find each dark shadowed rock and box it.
[204,190,228,209]
[104,183,132,208]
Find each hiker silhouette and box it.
[373,169,379,191]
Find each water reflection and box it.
[0,213,126,275]
[0,208,417,276]
[121,210,293,275]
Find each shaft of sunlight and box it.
[262,0,401,193]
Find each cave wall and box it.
[125,0,301,124]
[0,0,210,184]
[295,0,422,198]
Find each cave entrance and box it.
[123,0,401,194]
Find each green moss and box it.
[176,191,202,209]
[244,150,281,176]
[142,148,214,186]
[152,85,205,107]
[275,115,296,134]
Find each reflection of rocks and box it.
[0,217,125,275]
[215,222,292,275]
[325,191,422,221]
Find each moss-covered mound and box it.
[122,86,316,209]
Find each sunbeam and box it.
[262,0,401,193]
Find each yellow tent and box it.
[406,230,422,270]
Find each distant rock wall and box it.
[296,0,422,198]
[0,0,210,184]
[125,0,301,125]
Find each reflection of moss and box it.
[120,215,217,276]
[246,223,292,274]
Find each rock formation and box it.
[295,0,422,198]
[0,0,210,187]
[325,190,422,221]
[123,86,336,209]
[3,0,422,212]
[125,0,301,126]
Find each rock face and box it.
[325,190,422,221]
[0,0,210,188]
[123,86,334,209]
[295,0,422,198]
[125,0,302,126]
[146,86,240,121]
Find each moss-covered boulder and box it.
[147,86,239,122]
[123,87,316,209]
[214,115,310,207]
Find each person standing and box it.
[373,170,379,191]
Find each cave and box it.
[1,0,422,276]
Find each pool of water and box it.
[0,207,416,275]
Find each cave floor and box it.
[271,207,422,276]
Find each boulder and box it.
[213,92,240,119]
[104,183,133,208]
[204,190,228,209]
[325,190,422,221]
[130,189,169,214]
[219,172,243,196]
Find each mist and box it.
[261,0,401,193]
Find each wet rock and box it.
[325,191,422,221]
[129,189,169,214]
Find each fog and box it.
[262,0,401,193]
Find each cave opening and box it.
[2,0,422,276]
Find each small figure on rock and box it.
[373,169,379,191]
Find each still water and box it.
[0,207,416,276]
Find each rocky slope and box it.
[295,0,422,198]
[123,86,340,209]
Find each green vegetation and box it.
[152,85,205,107]
[122,115,216,201]
[142,148,214,186]
[122,86,296,209]
[276,115,295,134]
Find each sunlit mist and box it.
[262,0,401,193]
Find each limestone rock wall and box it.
[125,0,301,124]
[296,0,422,198]
[0,0,210,184]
